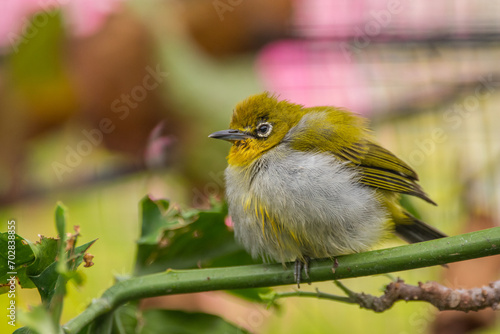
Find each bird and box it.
[209,92,446,286]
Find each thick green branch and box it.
[63,227,500,333]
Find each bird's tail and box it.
[394,212,447,243]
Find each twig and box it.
[272,279,500,313]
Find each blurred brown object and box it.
[432,213,500,334]
[68,8,171,159]
[0,8,176,204]
[181,0,292,57]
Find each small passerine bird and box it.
[209,92,446,285]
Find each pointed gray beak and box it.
[208,129,253,142]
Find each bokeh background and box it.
[1,0,500,333]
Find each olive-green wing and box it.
[356,142,436,205]
[327,139,435,205]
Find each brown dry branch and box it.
[272,279,500,313]
[344,279,500,312]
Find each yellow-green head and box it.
[209,92,368,167]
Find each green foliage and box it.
[135,196,259,275]
[7,196,271,333]
[140,309,249,334]
[135,195,272,305]
[0,233,36,291]
[17,305,60,334]
[80,304,249,334]
[5,203,95,334]
[0,211,94,298]
[30,239,95,303]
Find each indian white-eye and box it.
[209,92,446,286]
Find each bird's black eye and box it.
[256,122,273,138]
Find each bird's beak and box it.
[208,129,253,142]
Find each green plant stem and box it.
[271,289,353,304]
[63,227,500,333]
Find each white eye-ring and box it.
[256,122,273,138]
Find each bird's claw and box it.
[294,256,311,288]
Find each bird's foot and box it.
[294,256,311,288]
